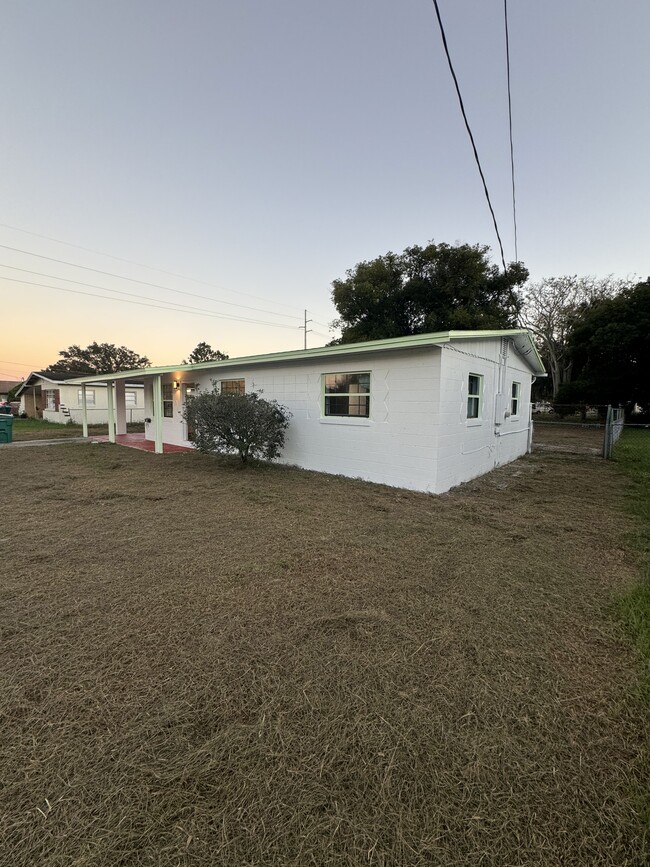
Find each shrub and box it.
[183,386,291,464]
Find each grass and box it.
[11,417,145,441]
[614,430,650,716]
[1,440,648,865]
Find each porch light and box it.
[173,380,180,389]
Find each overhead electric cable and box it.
[0,262,299,323]
[0,244,301,322]
[430,0,508,271]
[0,223,306,314]
[504,0,518,261]
[1,275,302,329]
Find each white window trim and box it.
[78,388,96,407]
[466,373,483,426]
[162,383,174,418]
[219,379,245,395]
[511,381,521,418]
[321,372,371,422]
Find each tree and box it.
[556,279,650,412]
[331,241,527,344]
[182,342,229,364]
[519,276,631,398]
[183,386,291,463]
[45,342,150,375]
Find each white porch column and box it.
[81,385,88,437]
[107,381,116,443]
[152,375,163,454]
[115,380,127,435]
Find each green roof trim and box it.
[71,329,546,384]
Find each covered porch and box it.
[78,371,190,454]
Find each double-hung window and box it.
[511,382,521,417]
[77,389,96,407]
[162,383,174,418]
[467,374,482,420]
[323,372,370,418]
[220,379,245,395]
[45,389,57,411]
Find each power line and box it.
[430,0,508,271]
[0,244,301,323]
[0,262,300,325]
[1,275,302,330]
[0,222,307,314]
[504,0,518,262]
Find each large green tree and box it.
[331,241,527,343]
[557,279,650,411]
[182,342,229,364]
[519,275,631,398]
[45,342,150,375]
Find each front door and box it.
[183,383,197,442]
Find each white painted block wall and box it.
[141,339,536,494]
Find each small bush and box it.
[184,386,291,464]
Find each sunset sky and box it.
[2,0,648,381]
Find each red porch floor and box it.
[90,433,194,454]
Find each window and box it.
[323,372,370,417]
[220,379,245,395]
[125,390,137,406]
[162,383,174,418]
[467,374,482,420]
[45,389,57,411]
[184,383,198,399]
[511,381,521,416]
[77,389,96,406]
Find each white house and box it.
[74,330,545,494]
[15,372,146,425]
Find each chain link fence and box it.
[532,404,649,458]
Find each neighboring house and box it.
[75,330,546,494]
[15,372,145,424]
[0,380,20,401]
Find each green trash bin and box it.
[0,414,13,444]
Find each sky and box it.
[1,0,649,380]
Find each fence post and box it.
[603,405,612,459]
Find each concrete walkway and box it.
[2,437,94,448]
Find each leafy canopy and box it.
[182,342,229,364]
[45,342,150,375]
[183,386,291,464]
[519,275,631,398]
[557,279,650,411]
[331,241,527,343]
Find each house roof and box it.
[14,371,146,396]
[71,330,546,384]
[0,380,20,393]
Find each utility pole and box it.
[300,309,312,350]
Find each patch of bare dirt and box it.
[0,444,646,866]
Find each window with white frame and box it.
[323,372,370,417]
[125,390,137,406]
[220,379,245,395]
[45,389,57,411]
[511,381,521,416]
[162,383,174,418]
[78,389,96,406]
[467,374,482,420]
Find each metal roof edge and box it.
[72,329,546,383]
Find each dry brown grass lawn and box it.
[1,441,647,866]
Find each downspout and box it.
[527,375,536,453]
